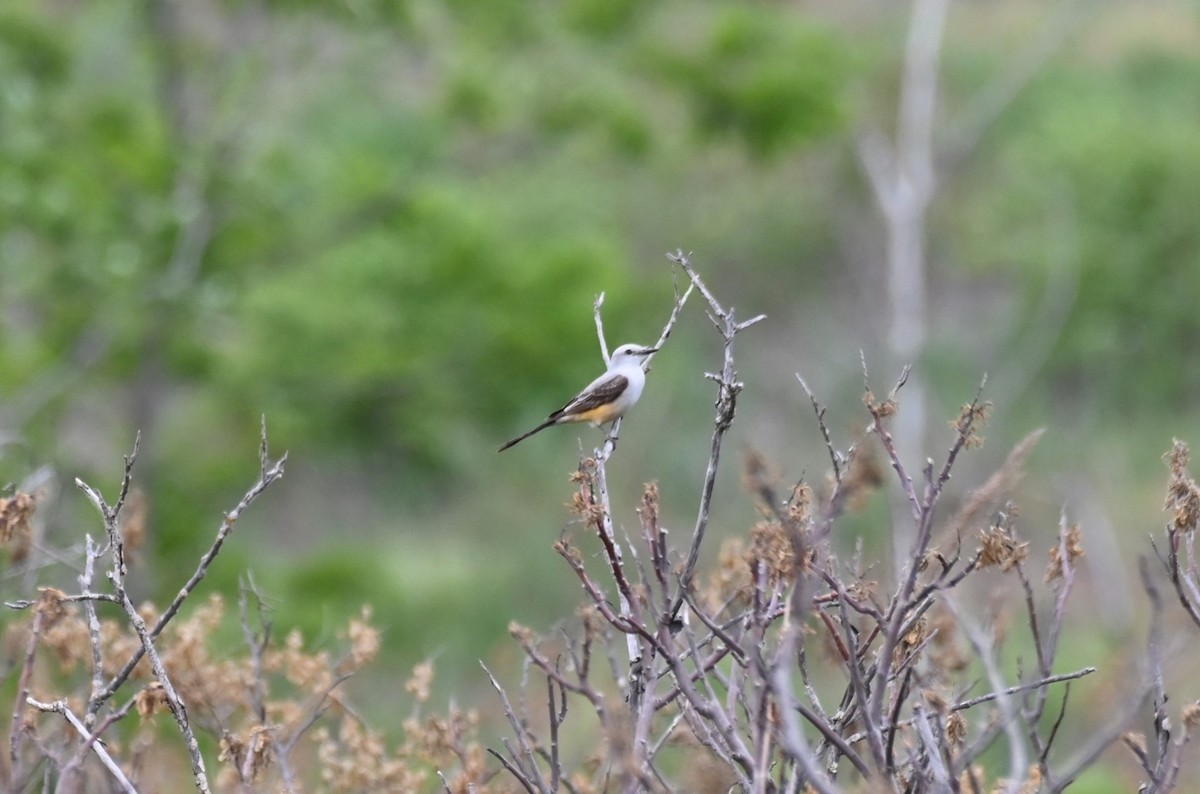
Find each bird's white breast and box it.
[610,363,646,416]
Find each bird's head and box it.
[610,343,658,367]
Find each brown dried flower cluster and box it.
[952,400,993,450]
[1182,701,1200,734]
[749,520,796,589]
[702,518,807,609]
[977,522,1029,572]
[1045,523,1084,583]
[7,588,493,792]
[1164,439,1200,533]
[638,481,660,529]
[787,482,814,527]
[315,714,427,791]
[893,616,930,666]
[0,490,37,562]
[864,390,898,419]
[946,711,967,745]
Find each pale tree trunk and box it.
[860,0,948,572]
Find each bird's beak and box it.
[639,347,659,356]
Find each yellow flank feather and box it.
[565,403,622,425]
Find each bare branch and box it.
[950,668,1095,714]
[796,374,843,485]
[945,595,1026,792]
[668,252,763,619]
[8,589,48,776]
[94,428,286,710]
[593,291,611,366]
[26,698,139,793]
[482,662,549,793]
[646,253,696,368]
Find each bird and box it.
[498,343,658,452]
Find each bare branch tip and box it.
[737,313,767,332]
[666,249,691,266]
[258,415,275,475]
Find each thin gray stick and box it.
[593,292,611,366]
[769,624,844,794]
[482,662,549,794]
[80,536,107,728]
[945,594,1026,793]
[93,419,286,709]
[27,698,138,794]
[668,251,765,619]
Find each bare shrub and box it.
[484,253,1198,793]
[4,255,1200,792]
[2,423,490,793]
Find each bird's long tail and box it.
[498,418,557,452]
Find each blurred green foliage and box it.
[6,3,1199,475]
[0,0,850,474]
[650,6,848,157]
[953,46,1200,413]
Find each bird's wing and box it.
[552,373,629,419]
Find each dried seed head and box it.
[787,483,814,528]
[953,401,993,450]
[566,491,589,516]
[0,491,36,563]
[946,712,967,745]
[135,682,168,719]
[923,688,949,713]
[219,726,273,783]
[405,660,434,703]
[348,605,380,668]
[507,622,534,645]
[977,523,1029,572]
[1182,701,1200,733]
[865,391,898,419]
[894,618,929,664]
[638,481,659,525]
[555,539,583,569]
[1046,523,1085,583]
[1164,439,1200,532]
[748,520,795,589]
[35,587,69,627]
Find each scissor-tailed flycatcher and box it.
[498,343,658,452]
